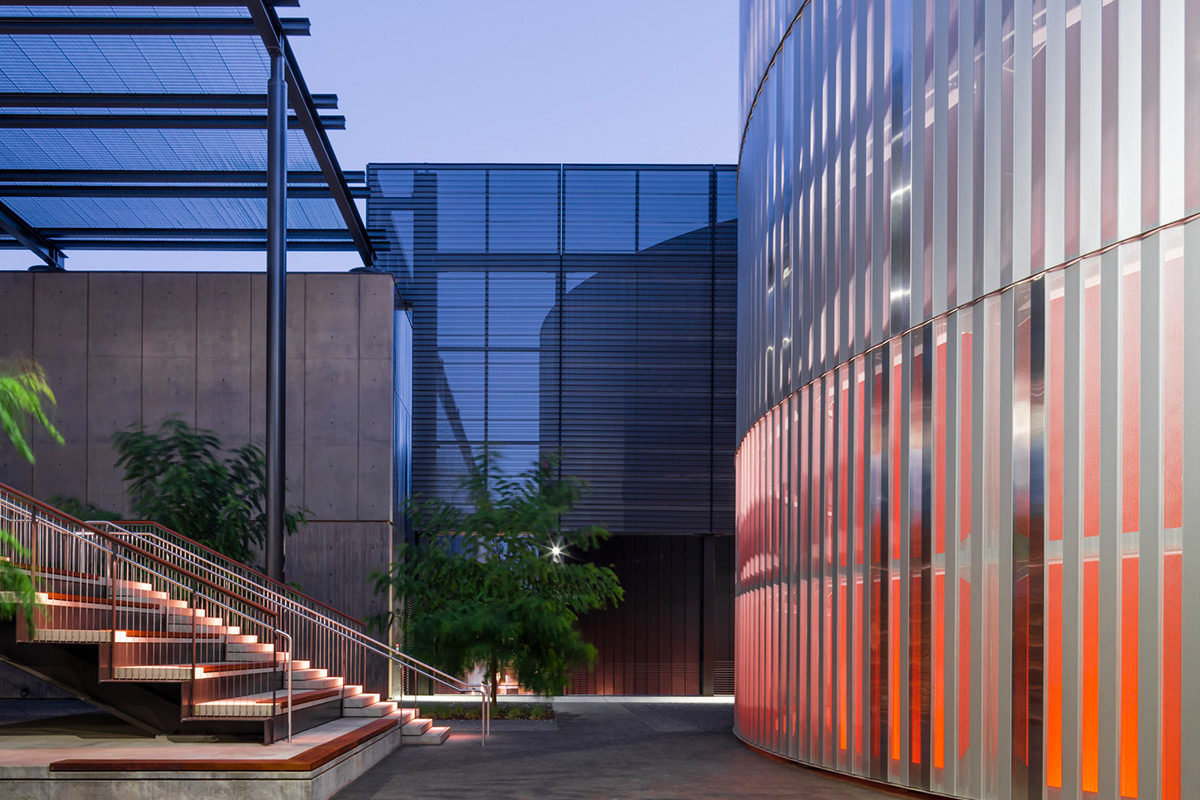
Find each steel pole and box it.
[265,50,287,582]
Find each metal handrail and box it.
[0,483,274,616]
[113,520,364,627]
[0,493,293,742]
[96,520,492,743]
[94,523,343,627]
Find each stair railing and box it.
[95,520,492,744]
[95,522,367,705]
[0,484,293,742]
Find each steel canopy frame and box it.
[0,0,378,585]
[0,0,374,266]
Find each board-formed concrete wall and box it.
[0,271,395,677]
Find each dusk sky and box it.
[0,0,738,271]
[293,0,739,167]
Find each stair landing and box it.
[0,713,403,800]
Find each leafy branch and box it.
[374,448,623,701]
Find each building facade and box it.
[0,270,397,696]
[369,164,738,694]
[736,1,1198,799]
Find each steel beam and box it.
[0,199,64,269]
[246,0,374,267]
[17,239,356,252]
[0,1,299,5]
[0,169,364,184]
[0,17,309,36]
[0,185,366,199]
[264,50,287,583]
[41,227,355,240]
[0,92,339,109]
[0,113,344,130]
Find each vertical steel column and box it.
[265,50,287,582]
[701,534,717,695]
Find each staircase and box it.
[0,483,479,746]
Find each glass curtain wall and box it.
[369,164,737,536]
[369,164,738,695]
[736,1,1198,799]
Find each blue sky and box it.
[295,0,738,167]
[1,0,737,272]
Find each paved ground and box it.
[0,699,392,768]
[336,701,892,800]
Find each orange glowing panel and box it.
[891,572,901,763]
[959,578,970,759]
[839,578,848,751]
[840,370,849,569]
[854,359,866,760]
[1047,561,1063,788]
[838,375,849,755]
[1119,556,1138,798]
[1082,557,1099,793]
[934,571,945,770]
[1164,551,1181,800]
[855,574,865,756]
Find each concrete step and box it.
[166,619,225,632]
[343,692,379,708]
[344,701,397,717]
[401,717,431,736]
[226,649,289,663]
[403,725,450,746]
[223,633,259,644]
[342,684,363,698]
[289,668,328,681]
[114,588,168,602]
[292,676,343,690]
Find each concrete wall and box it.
[0,271,395,686]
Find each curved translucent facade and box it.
[735,2,1199,799]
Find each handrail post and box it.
[29,508,38,592]
[190,589,197,721]
[108,549,116,679]
[282,630,293,743]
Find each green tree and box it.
[374,449,623,702]
[0,359,64,629]
[63,420,307,567]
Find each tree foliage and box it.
[374,450,623,701]
[0,359,62,462]
[105,420,306,566]
[0,528,37,630]
[0,359,61,630]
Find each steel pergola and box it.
[0,0,373,579]
[0,0,372,264]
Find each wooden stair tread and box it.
[117,630,226,639]
[48,718,398,773]
[44,592,160,609]
[264,688,342,709]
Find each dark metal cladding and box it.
[368,163,738,694]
